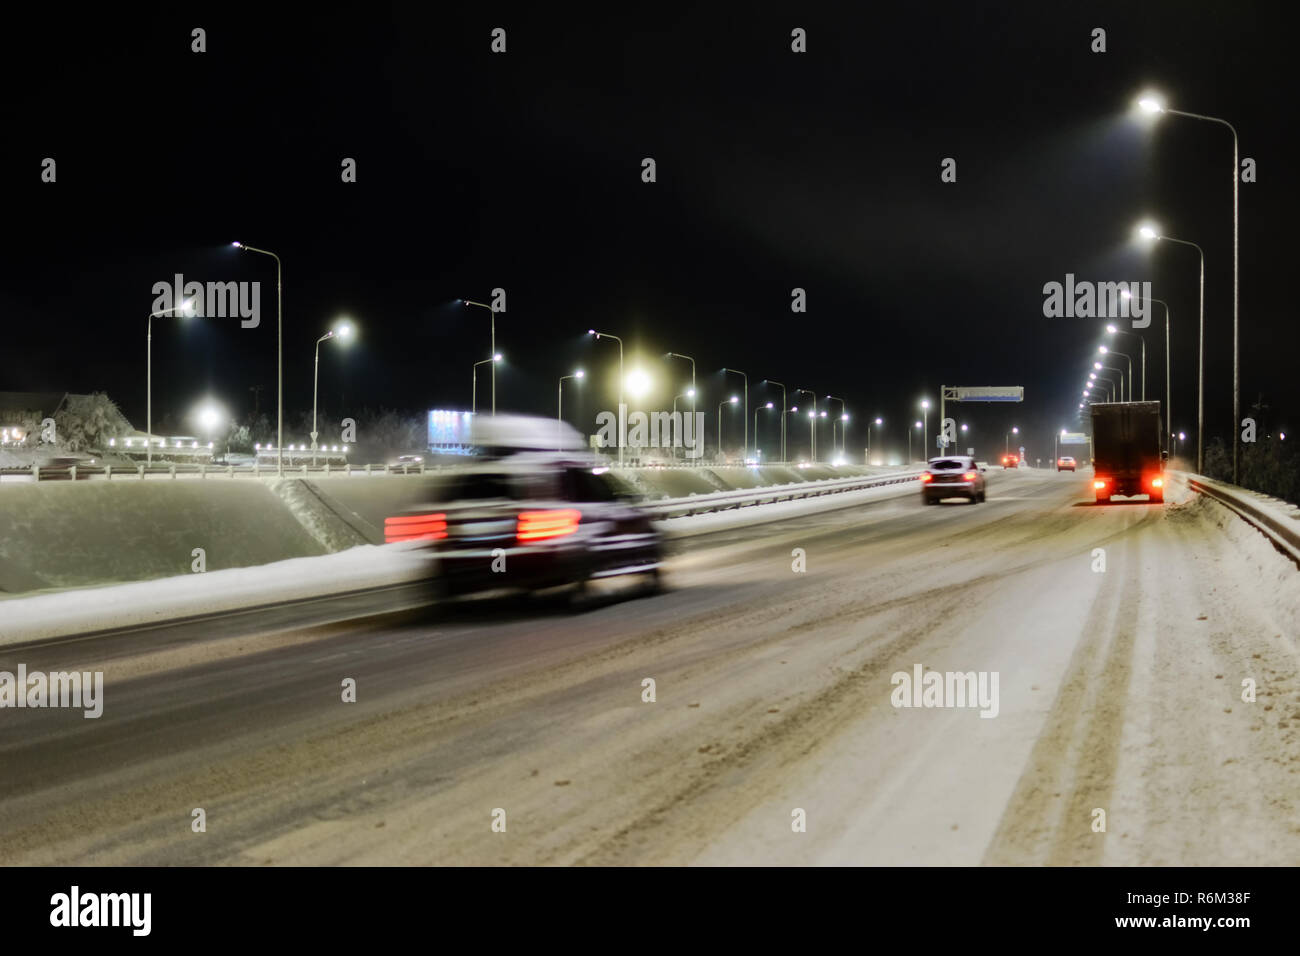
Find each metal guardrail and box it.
[643,471,923,519]
[1174,471,1300,566]
[0,461,439,482]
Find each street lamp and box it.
[1105,322,1146,401]
[665,352,696,449]
[1121,289,1171,452]
[761,380,788,461]
[960,422,969,452]
[473,354,502,415]
[312,319,353,464]
[825,395,847,456]
[1136,93,1240,482]
[233,241,284,475]
[1098,345,1132,401]
[717,395,738,456]
[920,399,931,459]
[754,402,774,460]
[1136,222,1208,473]
[795,390,818,461]
[1005,426,1019,454]
[722,368,748,459]
[911,420,922,464]
[462,299,501,415]
[146,298,195,467]
[588,330,625,466]
[1094,362,1126,401]
[673,387,697,460]
[557,369,584,450]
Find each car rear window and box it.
[443,473,560,501]
[931,459,967,470]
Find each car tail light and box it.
[963,472,977,481]
[1093,480,1106,490]
[516,508,581,542]
[384,512,447,543]
[920,473,933,482]
[1151,477,1163,488]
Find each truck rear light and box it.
[1151,477,1163,488]
[384,512,447,543]
[1093,480,1106,489]
[516,508,581,542]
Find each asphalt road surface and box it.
[2,468,1296,865]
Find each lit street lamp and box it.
[232,241,284,475]
[754,402,774,460]
[920,399,931,459]
[1005,425,1019,454]
[312,319,353,464]
[911,420,922,464]
[1121,289,1171,452]
[1094,362,1126,401]
[795,390,818,461]
[473,354,502,415]
[558,369,584,451]
[588,330,625,466]
[722,368,748,459]
[1136,222,1207,473]
[717,395,738,456]
[462,299,501,415]
[146,298,195,466]
[1098,345,1132,401]
[761,380,788,461]
[665,352,696,448]
[1106,322,1146,401]
[1137,93,1240,482]
[825,395,847,456]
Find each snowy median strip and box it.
[0,546,432,646]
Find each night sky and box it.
[1,2,1293,462]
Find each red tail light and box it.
[516,508,581,542]
[384,512,447,543]
[962,472,977,481]
[1093,480,1106,489]
[920,473,933,482]
[1151,477,1163,488]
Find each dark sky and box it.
[1,2,1294,462]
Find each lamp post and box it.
[911,421,922,464]
[146,299,195,467]
[473,354,502,415]
[1095,363,1126,401]
[1106,323,1146,401]
[558,369,584,451]
[588,330,624,466]
[232,241,284,476]
[1121,290,1171,452]
[1136,223,1207,472]
[462,300,501,415]
[825,395,846,455]
[1138,94,1240,481]
[312,319,352,465]
[1098,346,1132,402]
[795,390,818,461]
[762,380,788,461]
[1005,426,1019,455]
[754,402,774,460]
[665,353,696,452]
[717,396,738,457]
[722,368,748,459]
[920,399,930,460]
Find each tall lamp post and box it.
[825,395,847,456]
[754,402,774,460]
[1106,324,1146,401]
[1137,223,1207,473]
[1005,426,1019,455]
[232,241,283,476]
[762,380,788,462]
[1120,290,1171,452]
[589,330,624,466]
[312,319,353,464]
[1138,94,1240,481]
[1095,363,1126,401]
[1099,346,1132,402]
[795,389,818,461]
[717,396,738,456]
[462,300,501,415]
[665,352,696,453]
[722,368,748,459]
[920,399,931,460]
[473,354,502,415]
[557,369,584,450]
[146,299,194,467]
[911,420,922,463]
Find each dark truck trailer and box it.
[1090,401,1167,504]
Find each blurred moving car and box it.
[1057,456,1076,472]
[386,416,664,600]
[921,455,987,505]
[1000,453,1019,468]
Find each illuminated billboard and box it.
[428,409,475,452]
